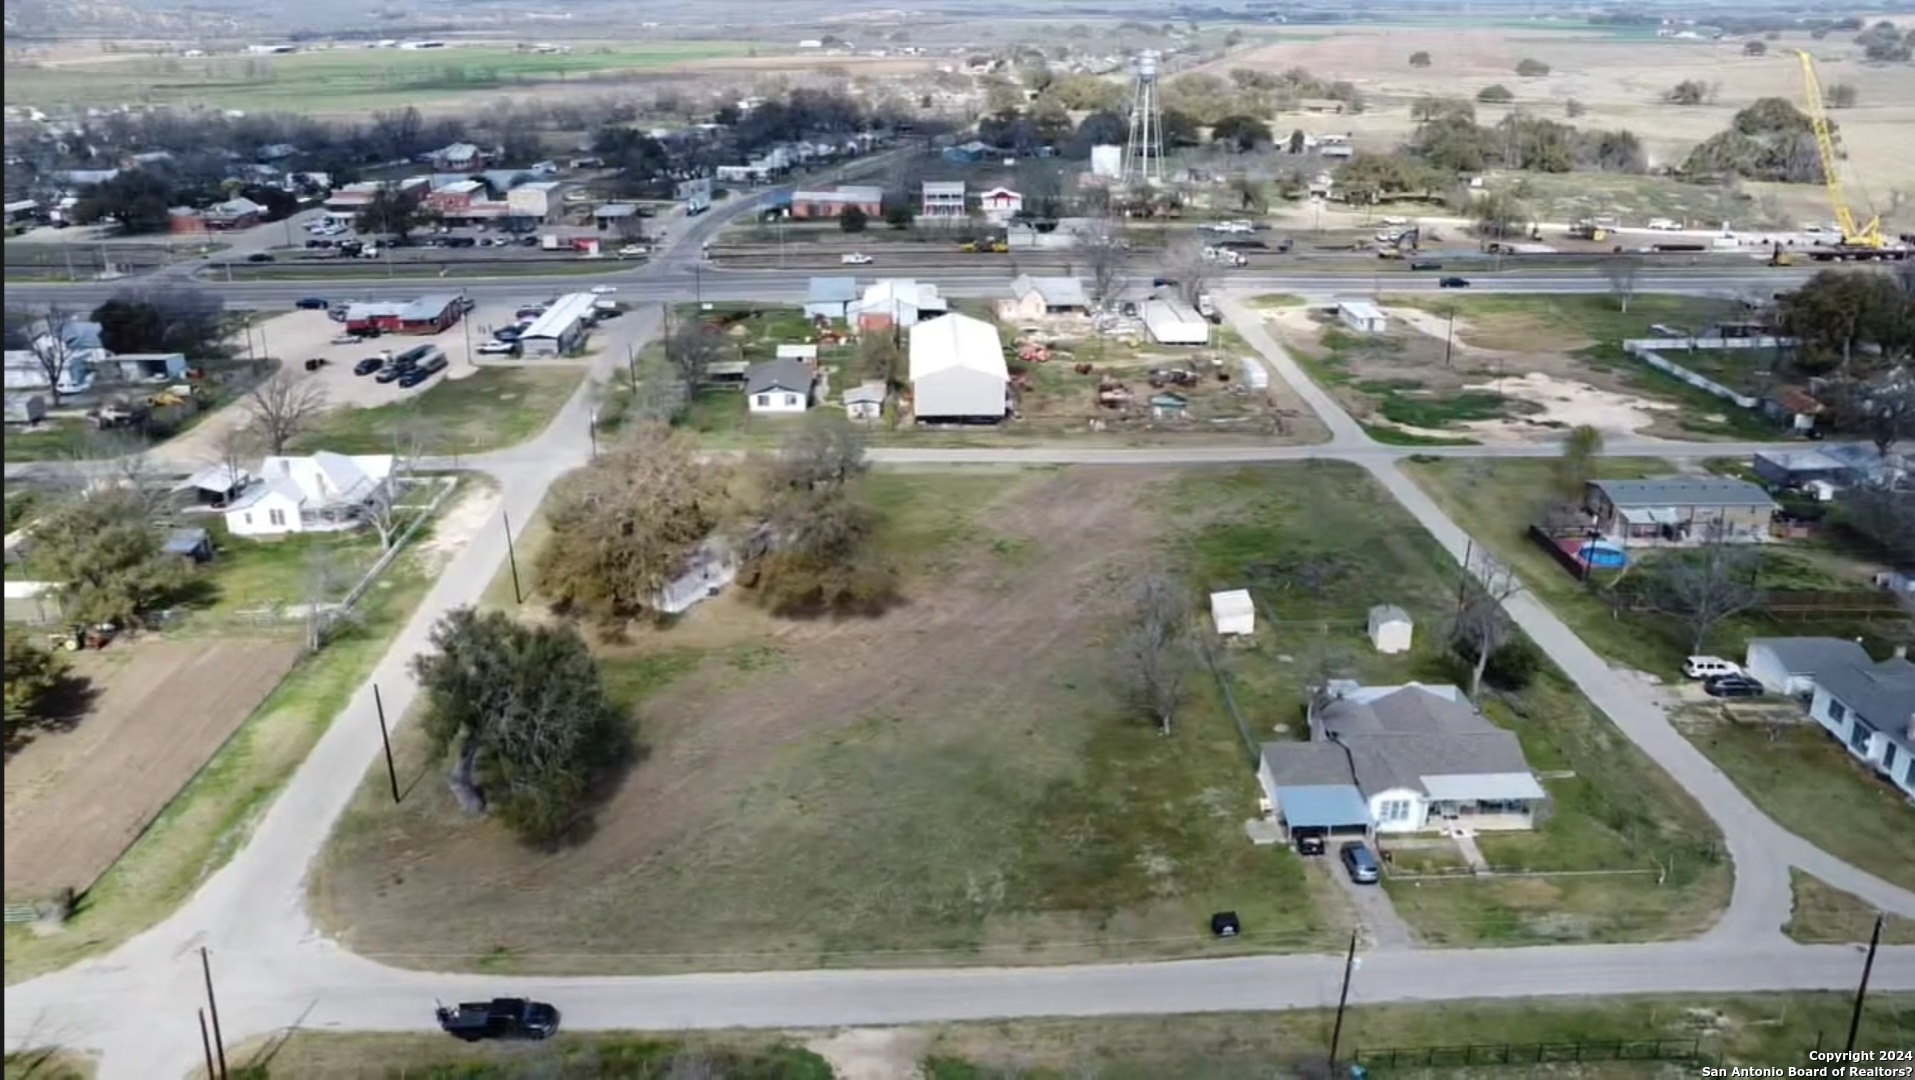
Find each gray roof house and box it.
[998,274,1091,320]
[804,276,860,322]
[745,358,814,413]
[1257,682,1545,837]
[1744,637,1873,697]
[1585,476,1777,542]
[1808,654,1915,800]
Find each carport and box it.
[1272,784,1371,839]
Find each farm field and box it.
[1262,294,1780,444]
[2,638,302,900]
[315,462,1725,971]
[1,43,758,113]
[211,993,1915,1079]
[2,482,483,983]
[1402,457,1915,894]
[1200,27,1915,230]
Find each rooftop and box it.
[522,293,599,339]
[1010,274,1089,309]
[746,357,814,396]
[1750,637,1872,675]
[807,276,861,303]
[1815,656,1915,735]
[794,185,885,204]
[1590,476,1778,509]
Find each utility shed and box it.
[908,313,1009,421]
[1338,301,1388,334]
[1141,299,1210,346]
[1368,604,1413,654]
[1239,359,1270,390]
[1210,589,1255,636]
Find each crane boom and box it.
[1795,49,1882,249]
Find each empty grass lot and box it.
[313,466,1352,975]
[1,497,458,984]
[291,367,581,456]
[1186,466,1727,946]
[1404,457,1915,894]
[1785,871,1915,945]
[209,994,1915,1079]
[4,44,754,112]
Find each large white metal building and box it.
[907,313,1009,422]
[518,293,598,356]
[1142,299,1210,345]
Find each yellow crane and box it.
[1795,49,1885,250]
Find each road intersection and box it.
[6,192,1914,1078]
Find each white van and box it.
[1683,656,1742,680]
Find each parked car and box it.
[589,285,618,295]
[1339,841,1381,885]
[353,357,384,377]
[1683,656,1742,680]
[296,297,329,310]
[618,244,650,257]
[1152,276,1178,288]
[1438,276,1471,288]
[1409,260,1443,271]
[373,364,407,384]
[476,340,519,356]
[1294,830,1327,857]
[1705,675,1766,699]
[435,998,560,1043]
[495,327,525,343]
[841,252,874,265]
[330,334,362,346]
[246,253,274,263]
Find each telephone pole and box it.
[200,947,228,1080]
[1327,929,1360,1069]
[1846,913,1885,1053]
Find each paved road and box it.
[7,197,1915,1078]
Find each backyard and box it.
[290,366,582,456]
[1263,294,1780,444]
[1405,456,1915,894]
[2,481,477,983]
[208,993,1915,1079]
[1187,466,1729,946]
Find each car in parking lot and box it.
[398,357,447,388]
[1339,841,1381,884]
[476,340,519,356]
[373,363,408,384]
[353,357,384,377]
[1438,276,1471,288]
[329,333,362,346]
[1704,675,1766,699]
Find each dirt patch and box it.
[414,481,498,572]
[806,1028,930,1080]
[3,636,301,899]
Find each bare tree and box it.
[766,412,868,492]
[1825,376,1915,456]
[1073,216,1129,304]
[1165,236,1214,308]
[1648,537,1765,654]
[663,317,727,388]
[1600,256,1642,314]
[245,372,327,455]
[302,545,354,651]
[1449,549,1525,698]
[206,425,258,501]
[1122,573,1193,735]
[11,306,81,405]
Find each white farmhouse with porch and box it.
[223,452,395,538]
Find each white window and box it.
[243,512,253,525]
[755,394,771,407]
[1378,799,1412,824]
[268,508,287,527]
[783,394,799,407]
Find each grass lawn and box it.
[187,526,385,623]
[1,1051,92,1080]
[292,367,582,455]
[1786,870,1915,945]
[314,466,1357,975]
[208,994,1915,1079]
[0,418,93,463]
[4,43,755,111]
[1405,457,1915,894]
[1185,465,1727,946]
[1,495,459,984]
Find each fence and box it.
[1623,336,1792,412]
[1201,640,1262,768]
[1354,1038,1706,1068]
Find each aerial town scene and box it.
[1,0,1913,1074]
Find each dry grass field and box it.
[1208,26,1915,228]
[2,638,302,900]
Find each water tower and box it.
[1122,50,1166,187]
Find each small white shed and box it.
[1367,604,1413,654]
[1211,589,1255,636]
[1338,301,1389,335]
[1239,358,1270,390]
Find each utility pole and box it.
[503,511,524,605]
[374,684,399,803]
[200,947,228,1080]
[1327,929,1359,1069]
[1455,537,1475,616]
[198,1010,218,1080]
[1444,308,1456,368]
[1846,913,1885,1053]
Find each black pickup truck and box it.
[435,998,561,1042]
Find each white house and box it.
[852,279,947,331]
[907,313,1009,422]
[745,358,814,414]
[1367,604,1413,654]
[1210,589,1254,636]
[1744,637,1873,697]
[1805,653,1915,800]
[843,381,887,421]
[978,186,1023,222]
[224,452,395,538]
[1338,301,1389,334]
[921,180,967,219]
[1258,682,1546,838]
